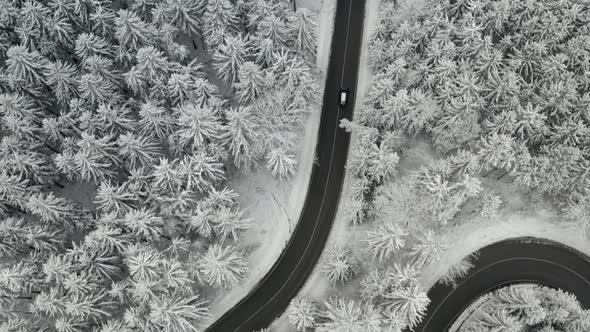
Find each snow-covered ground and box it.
[419,210,590,290]
[201,0,334,326]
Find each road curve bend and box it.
[412,237,590,332]
[206,0,366,331]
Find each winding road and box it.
[412,238,590,332]
[206,0,366,331]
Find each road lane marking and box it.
[419,256,590,331]
[340,0,354,87]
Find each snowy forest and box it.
[458,284,590,332]
[281,0,590,331]
[0,0,320,331]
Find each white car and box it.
[339,89,349,106]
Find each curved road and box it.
[207,0,366,331]
[412,237,590,332]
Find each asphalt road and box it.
[206,0,366,331]
[411,237,590,332]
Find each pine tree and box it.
[167,73,195,106]
[481,192,502,219]
[90,5,116,38]
[0,171,32,211]
[95,182,136,215]
[204,0,238,36]
[25,192,77,225]
[213,35,248,83]
[438,256,476,288]
[134,46,172,84]
[6,45,48,85]
[138,101,175,140]
[288,9,317,56]
[151,158,182,194]
[265,147,297,180]
[115,10,153,51]
[175,103,224,151]
[223,106,261,171]
[74,150,116,184]
[384,283,430,329]
[74,33,112,60]
[148,294,210,332]
[78,73,119,105]
[366,222,407,262]
[121,209,164,242]
[235,61,266,103]
[318,298,364,332]
[163,0,203,36]
[46,60,79,105]
[320,247,359,285]
[472,309,523,332]
[211,206,252,243]
[197,243,247,289]
[64,291,114,321]
[288,297,318,331]
[256,15,288,47]
[178,152,225,192]
[409,230,446,267]
[117,132,162,170]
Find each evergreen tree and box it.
[318,298,365,332]
[163,0,203,36]
[223,106,261,171]
[384,283,430,329]
[117,132,162,170]
[148,294,210,332]
[366,222,407,262]
[210,206,252,243]
[134,46,172,84]
[90,5,116,38]
[6,45,48,85]
[213,35,248,83]
[265,147,297,180]
[197,243,247,289]
[25,192,77,225]
[95,182,136,215]
[46,60,79,105]
[409,230,446,267]
[74,33,113,60]
[320,247,359,285]
[235,61,266,103]
[287,8,317,57]
[288,297,318,331]
[115,10,153,51]
[204,0,238,36]
[78,73,119,105]
[175,103,224,151]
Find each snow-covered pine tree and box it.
[174,103,224,151]
[223,106,261,171]
[235,61,266,103]
[213,35,249,84]
[197,243,247,289]
[115,10,153,51]
[320,247,359,285]
[265,147,297,180]
[45,60,79,105]
[287,297,318,331]
[287,8,317,58]
[147,294,210,332]
[366,222,407,262]
[162,0,203,36]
